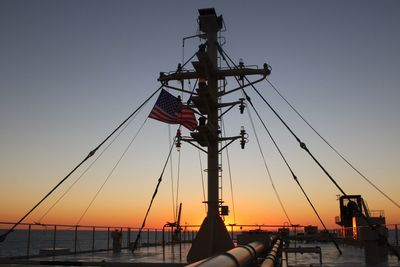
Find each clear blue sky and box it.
[0,1,399,228]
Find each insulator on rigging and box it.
[199,116,206,126]
[240,126,248,149]
[239,59,244,81]
[239,98,245,114]
[176,129,182,151]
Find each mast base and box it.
[187,214,234,262]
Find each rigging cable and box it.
[0,85,163,243]
[131,136,177,253]
[265,79,400,209]
[217,44,340,252]
[37,104,146,223]
[217,45,292,225]
[243,90,342,254]
[75,118,148,225]
[217,44,400,259]
[174,77,187,220]
[221,118,237,223]
[0,50,200,243]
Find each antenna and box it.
[158,8,270,262]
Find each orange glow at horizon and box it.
[3,191,400,232]
[1,1,400,250]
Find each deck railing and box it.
[334,223,399,246]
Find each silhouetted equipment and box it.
[177,203,182,229]
[198,8,223,33]
[239,98,245,114]
[337,195,366,228]
[237,230,271,249]
[173,203,183,241]
[304,225,318,235]
[261,239,282,267]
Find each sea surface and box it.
[1,229,399,266]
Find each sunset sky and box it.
[1,1,399,230]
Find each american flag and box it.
[149,89,197,131]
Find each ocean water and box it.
[2,240,400,267]
[1,229,399,266]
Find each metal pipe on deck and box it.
[53,225,57,252]
[74,226,78,253]
[186,241,264,267]
[91,226,95,251]
[107,227,110,251]
[260,239,281,267]
[27,224,31,258]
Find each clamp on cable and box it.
[176,129,182,151]
[240,126,248,149]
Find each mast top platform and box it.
[158,8,270,84]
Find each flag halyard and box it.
[149,89,197,131]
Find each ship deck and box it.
[1,242,400,267]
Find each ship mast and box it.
[159,8,270,262]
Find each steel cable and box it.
[38,104,146,223]
[131,136,177,253]
[217,44,292,225]
[217,44,399,260]
[75,118,148,225]
[265,79,400,209]
[217,44,343,253]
